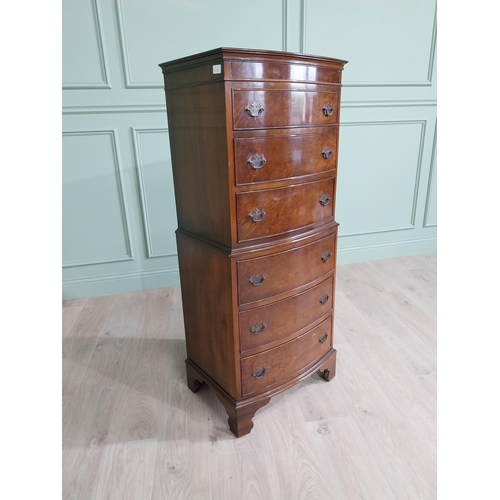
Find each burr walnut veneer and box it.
[159,48,347,437]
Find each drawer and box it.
[237,232,335,306]
[241,316,333,396]
[237,178,334,242]
[234,132,337,185]
[233,90,339,129]
[230,61,342,84]
[239,277,334,353]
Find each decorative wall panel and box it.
[132,128,177,257]
[302,0,436,86]
[115,0,285,88]
[62,130,132,267]
[336,120,425,236]
[424,125,437,227]
[62,0,110,89]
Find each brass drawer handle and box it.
[248,208,266,222]
[249,274,266,287]
[245,102,265,118]
[321,251,331,262]
[322,147,333,159]
[250,322,267,335]
[251,367,267,379]
[247,154,266,170]
[319,333,329,343]
[319,294,330,305]
[319,194,331,206]
[322,102,335,117]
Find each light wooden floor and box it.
[62,253,437,500]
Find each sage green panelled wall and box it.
[62,0,437,299]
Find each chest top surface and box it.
[159,47,347,88]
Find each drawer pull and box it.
[322,147,333,159]
[322,102,335,117]
[319,194,331,206]
[245,102,265,118]
[319,294,330,305]
[319,333,329,343]
[247,154,267,170]
[251,367,267,379]
[321,251,331,262]
[249,274,266,287]
[250,322,267,335]
[248,208,267,222]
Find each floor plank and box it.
[335,342,436,499]
[257,390,348,500]
[306,416,398,500]
[209,450,274,500]
[151,379,211,500]
[336,292,436,463]
[91,439,157,500]
[339,291,436,376]
[62,306,85,337]
[62,337,133,500]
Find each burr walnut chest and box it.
[159,48,347,437]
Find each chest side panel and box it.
[165,82,232,247]
[176,233,238,399]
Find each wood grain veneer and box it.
[238,276,334,354]
[234,131,337,185]
[232,90,340,129]
[236,231,336,306]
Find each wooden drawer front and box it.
[230,61,342,84]
[241,316,333,396]
[237,178,334,242]
[237,232,335,306]
[233,90,339,130]
[239,277,334,353]
[234,132,337,185]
